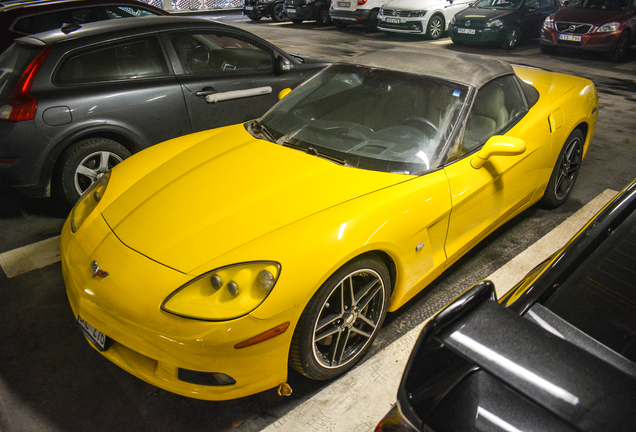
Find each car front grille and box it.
[556,22,592,34]
[380,8,424,17]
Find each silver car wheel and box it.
[74,151,123,197]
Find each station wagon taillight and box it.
[357,0,367,4]
[0,45,50,122]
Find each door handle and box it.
[196,87,217,97]
[205,86,273,103]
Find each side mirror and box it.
[471,136,526,169]
[278,88,292,100]
[276,56,293,74]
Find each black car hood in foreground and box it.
[383,179,636,432]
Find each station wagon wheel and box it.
[502,25,520,50]
[539,129,583,209]
[58,138,131,205]
[290,255,390,380]
[271,2,286,22]
[427,15,444,40]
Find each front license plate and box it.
[286,7,295,12]
[386,17,400,23]
[244,6,253,9]
[559,34,581,42]
[78,315,108,351]
[457,28,476,34]
[337,1,350,6]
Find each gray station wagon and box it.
[0,16,329,203]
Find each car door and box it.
[163,30,299,133]
[443,0,470,24]
[443,75,550,264]
[520,0,554,37]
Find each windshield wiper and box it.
[283,142,347,166]
[249,120,276,143]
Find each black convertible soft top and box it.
[346,47,515,89]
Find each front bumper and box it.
[243,3,272,16]
[284,4,318,20]
[448,23,506,44]
[540,28,620,53]
[330,9,374,24]
[377,16,425,34]
[60,214,296,400]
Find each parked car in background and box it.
[449,0,560,49]
[0,0,168,53]
[243,0,287,22]
[284,0,332,25]
[0,16,329,204]
[330,0,389,30]
[60,48,597,401]
[377,0,471,39]
[540,0,636,62]
[376,178,636,432]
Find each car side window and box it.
[55,37,170,84]
[102,5,161,18]
[168,32,274,76]
[11,7,101,35]
[462,75,527,154]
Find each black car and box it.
[284,0,332,25]
[0,0,169,54]
[0,16,329,204]
[376,178,636,431]
[243,0,286,22]
[449,0,560,49]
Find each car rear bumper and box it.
[540,28,620,53]
[330,9,373,24]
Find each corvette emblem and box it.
[91,261,109,278]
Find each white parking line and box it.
[261,189,617,432]
[614,61,636,71]
[430,39,453,45]
[0,236,61,278]
[513,47,541,56]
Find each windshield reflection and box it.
[253,64,469,175]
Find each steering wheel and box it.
[190,45,210,67]
[404,117,438,138]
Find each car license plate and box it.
[386,17,400,23]
[559,34,581,42]
[244,6,253,9]
[286,7,296,12]
[78,315,108,351]
[458,28,476,34]
[338,2,350,6]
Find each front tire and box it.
[611,31,630,62]
[427,15,444,40]
[271,2,286,22]
[58,138,131,205]
[248,15,262,21]
[290,255,390,380]
[539,129,584,209]
[317,7,331,26]
[365,10,379,31]
[502,25,521,50]
[291,18,303,24]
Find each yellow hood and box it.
[102,125,408,274]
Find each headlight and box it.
[162,261,281,321]
[450,15,456,24]
[595,22,620,33]
[543,15,554,29]
[486,19,503,27]
[306,0,317,4]
[413,10,427,17]
[70,173,110,233]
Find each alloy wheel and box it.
[74,151,123,196]
[554,135,582,200]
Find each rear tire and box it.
[334,20,348,29]
[539,129,584,209]
[291,18,303,24]
[58,138,131,205]
[365,10,378,31]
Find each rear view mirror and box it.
[471,136,526,169]
[276,56,293,74]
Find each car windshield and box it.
[254,64,469,175]
[473,0,524,8]
[567,0,631,10]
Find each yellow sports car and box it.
[60,48,598,400]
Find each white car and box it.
[377,0,470,38]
